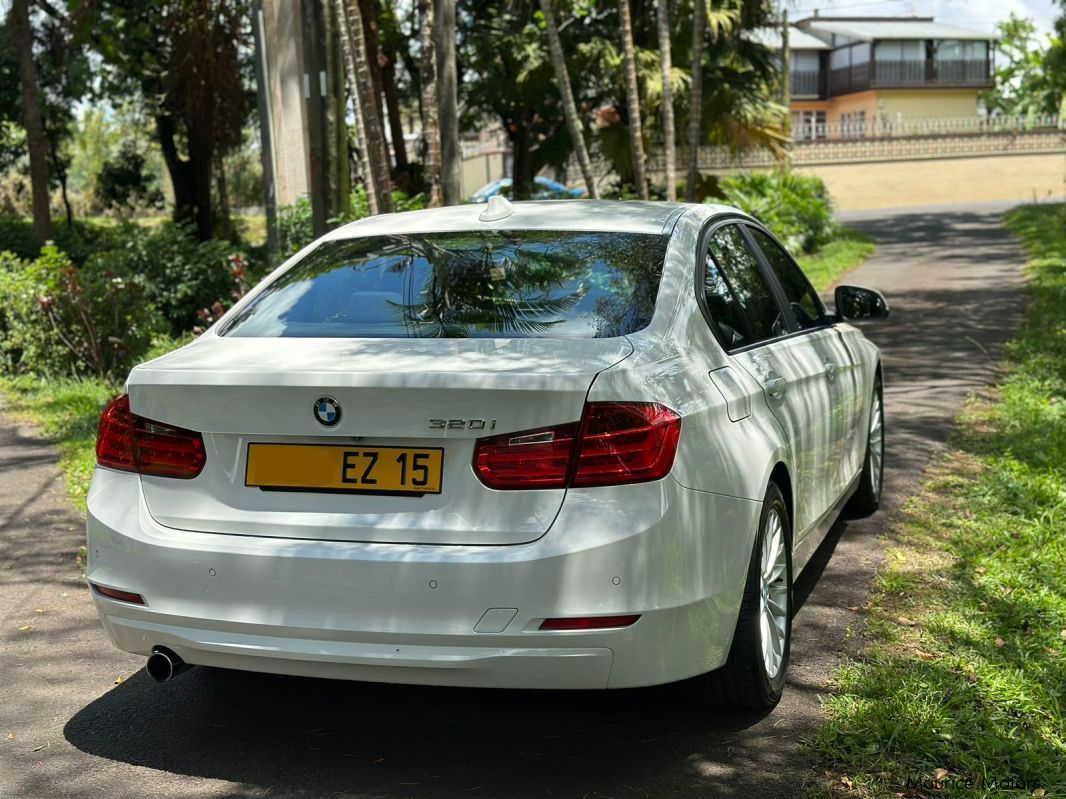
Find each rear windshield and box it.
[221,230,669,339]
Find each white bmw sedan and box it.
[87,199,886,709]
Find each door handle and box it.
[824,362,838,382]
[764,375,787,400]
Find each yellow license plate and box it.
[245,444,444,494]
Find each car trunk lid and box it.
[128,336,632,545]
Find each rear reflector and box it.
[473,402,680,490]
[96,395,206,479]
[91,583,145,605]
[539,615,641,630]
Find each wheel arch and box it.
[768,462,794,540]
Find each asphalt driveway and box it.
[0,203,1027,799]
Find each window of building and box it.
[840,110,867,137]
[792,110,827,141]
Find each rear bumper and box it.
[86,468,761,689]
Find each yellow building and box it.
[756,17,997,138]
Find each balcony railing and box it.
[791,114,1063,142]
[826,59,991,96]
[790,69,822,97]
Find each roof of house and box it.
[750,26,831,50]
[798,16,996,42]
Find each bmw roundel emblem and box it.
[313,397,341,427]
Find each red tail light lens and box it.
[473,402,680,490]
[572,402,682,487]
[473,422,579,490]
[96,394,137,472]
[96,395,206,479]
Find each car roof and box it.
[325,200,694,239]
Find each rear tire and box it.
[844,374,884,519]
[689,482,792,709]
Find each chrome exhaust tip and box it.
[146,647,190,683]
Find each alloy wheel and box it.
[869,389,884,498]
[758,508,789,680]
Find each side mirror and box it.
[835,285,889,321]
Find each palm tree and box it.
[618,0,649,199]
[11,0,52,243]
[538,0,599,199]
[657,0,676,201]
[686,0,706,201]
[338,0,394,214]
[417,0,443,206]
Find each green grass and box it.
[808,203,1066,798]
[798,228,876,292]
[1,375,120,508]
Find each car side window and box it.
[747,228,825,330]
[702,246,752,349]
[705,225,787,347]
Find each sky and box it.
[789,0,1061,36]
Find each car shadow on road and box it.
[63,664,795,798]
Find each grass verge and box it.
[808,203,1066,797]
[799,228,876,292]
[0,375,118,508]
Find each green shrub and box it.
[277,187,427,258]
[0,246,166,379]
[277,197,314,259]
[95,220,243,335]
[0,216,126,264]
[95,141,166,212]
[716,171,835,253]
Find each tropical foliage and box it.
[984,15,1064,116]
[718,171,835,253]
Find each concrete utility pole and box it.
[782,8,793,170]
[435,0,462,205]
[301,0,331,236]
[252,0,279,265]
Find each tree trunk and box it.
[11,0,53,244]
[510,120,533,200]
[417,0,443,207]
[215,154,235,242]
[657,0,676,201]
[381,45,409,170]
[156,113,198,228]
[333,0,379,214]
[435,0,462,205]
[538,0,598,199]
[358,0,394,167]
[340,0,394,213]
[618,0,648,200]
[685,0,705,202]
[191,139,216,241]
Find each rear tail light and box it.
[473,402,680,490]
[96,395,206,479]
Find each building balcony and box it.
[825,59,992,96]
[791,69,823,98]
